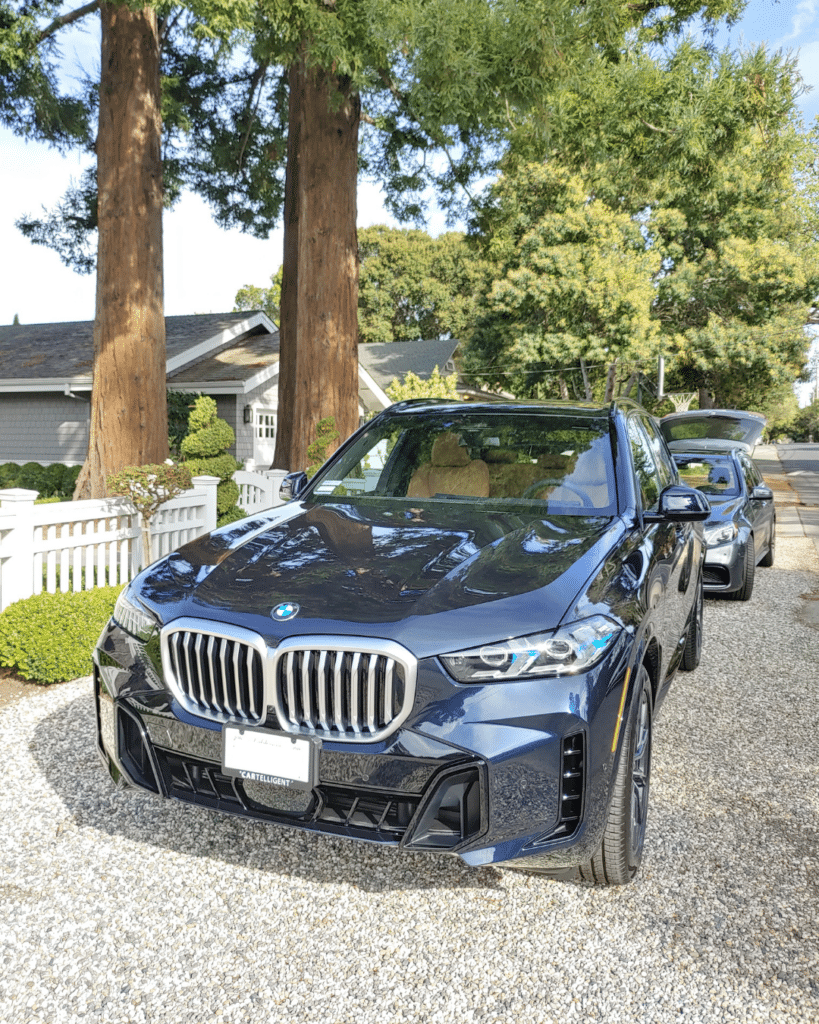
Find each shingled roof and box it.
[356,337,458,393]
[0,313,469,405]
[0,313,278,391]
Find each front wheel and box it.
[730,536,756,601]
[759,518,775,568]
[580,665,653,886]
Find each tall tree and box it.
[187,0,743,470]
[466,43,819,409]
[464,164,662,401]
[2,1,168,496]
[6,0,747,478]
[3,1,250,496]
[78,2,167,498]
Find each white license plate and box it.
[222,725,318,791]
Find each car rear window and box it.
[674,456,740,497]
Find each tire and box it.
[759,518,775,568]
[580,665,653,886]
[680,573,703,672]
[731,535,756,601]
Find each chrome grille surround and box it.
[161,619,269,726]
[160,617,417,744]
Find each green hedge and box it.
[0,462,80,499]
[0,586,122,684]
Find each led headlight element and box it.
[703,521,738,546]
[441,615,620,682]
[113,589,156,642]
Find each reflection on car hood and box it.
[705,497,746,524]
[140,500,622,647]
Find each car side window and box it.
[741,454,760,493]
[641,416,677,490]
[627,417,662,512]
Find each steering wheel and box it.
[522,478,593,508]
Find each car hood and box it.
[139,500,624,655]
[660,410,766,453]
[705,496,746,525]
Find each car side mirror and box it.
[751,484,773,501]
[644,485,711,523]
[279,471,308,502]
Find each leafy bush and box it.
[216,479,240,516]
[168,390,201,457]
[0,462,80,499]
[0,586,122,684]
[108,463,193,565]
[386,366,459,402]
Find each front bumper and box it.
[94,619,632,869]
[702,536,747,594]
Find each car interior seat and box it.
[407,431,490,498]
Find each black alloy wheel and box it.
[759,518,776,568]
[580,664,653,886]
[731,535,756,601]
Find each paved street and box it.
[755,444,819,562]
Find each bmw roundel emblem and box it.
[272,602,299,621]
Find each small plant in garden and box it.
[306,416,340,477]
[0,586,122,684]
[108,463,192,566]
[180,396,243,525]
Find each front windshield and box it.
[674,455,740,498]
[308,409,617,515]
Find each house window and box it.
[255,410,276,439]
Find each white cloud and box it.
[776,0,817,45]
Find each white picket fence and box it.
[0,467,289,612]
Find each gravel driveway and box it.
[1,538,818,1024]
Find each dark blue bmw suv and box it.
[94,400,709,885]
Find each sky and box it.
[1,1,817,346]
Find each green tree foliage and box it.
[466,44,819,408]
[234,267,283,324]
[235,228,489,345]
[386,366,459,402]
[306,416,340,478]
[465,164,661,401]
[357,227,490,344]
[787,399,819,442]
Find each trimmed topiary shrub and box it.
[183,454,240,481]
[179,396,243,525]
[0,586,122,684]
[180,396,236,460]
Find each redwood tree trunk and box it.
[75,3,167,499]
[272,56,360,472]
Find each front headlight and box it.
[113,589,156,642]
[703,521,738,546]
[440,615,621,683]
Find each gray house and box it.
[0,314,460,467]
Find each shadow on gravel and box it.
[29,692,508,895]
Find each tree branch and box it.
[237,63,269,172]
[38,0,100,43]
